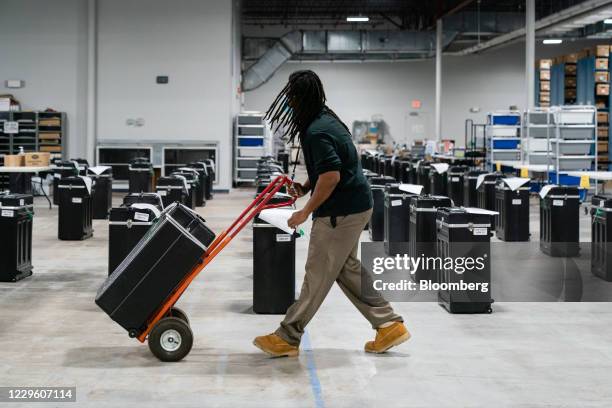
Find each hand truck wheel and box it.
[148,317,193,362]
[167,307,189,324]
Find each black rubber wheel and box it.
[168,307,189,324]
[487,307,493,314]
[148,317,193,362]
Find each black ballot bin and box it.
[8,173,32,195]
[156,176,188,208]
[88,167,113,220]
[463,170,487,208]
[406,159,420,184]
[540,186,580,257]
[408,195,452,283]
[128,159,153,193]
[52,161,79,205]
[0,194,33,282]
[591,195,612,281]
[369,176,396,241]
[383,157,395,178]
[108,204,162,275]
[436,207,494,314]
[494,178,530,242]
[253,194,296,314]
[96,203,216,337]
[204,160,215,200]
[416,162,432,194]
[429,165,448,196]
[177,168,204,208]
[189,162,210,206]
[72,158,89,176]
[123,192,164,209]
[172,170,199,209]
[58,176,93,241]
[447,166,468,206]
[384,184,419,256]
[277,152,290,174]
[476,173,504,211]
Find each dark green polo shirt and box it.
[301,110,373,218]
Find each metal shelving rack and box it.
[522,108,554,168]
[233,111,272,185]
[485,110,522,170]
[0,111,66,164]
[551,105,597,184]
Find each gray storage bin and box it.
[559,127,594,140]
[529,126,554,138]
[528,112,554,125]
[238,169,257,179]
[238,116,263,125]
[491,151,520,161]
[556,157,594,170]
[237,158,259,168]
[551,141,593,155]
[527,153,552,165]
[239,126,264,136]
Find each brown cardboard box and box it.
[596,58,609,70]
[598,142,609,152]
[39,145,62,153]
[564,53,579,63]
[598,112,609,124]
[565,77,577,87]
[596,71,610,83]
[565,64,577,75]
[540,69,551,80]
[593,45,611,57]
[597,84,610,95]
[540,92,551,102]
[539,59,553,69]
[565,89,577,99]
[24,152,50,167]
[540,102,551,107]
[598,127,609,138]
[540,81,551,91]
[39,132,61,140]
[38,118,61,127]
[4,155,23,167]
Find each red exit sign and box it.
[411,100,422,109]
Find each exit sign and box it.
[411,100,422,109]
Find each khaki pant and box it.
[276,208,402,346]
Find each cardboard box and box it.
[598,142,609,152]
[540,92,551,102]
[39,145,62,153]
[565,64,577,75]
[565,89,577,99]
[565,77,577,88]
[540,81,551,91]
[598,112,609,124]
[38,132,61,140]
[38,118,61,127]
[597,84,610,95]
[540,102,551,107]
[4,154,23,167]
[593,45,611,57]
[540,69,551,80]
[564,53,579,63]
[596,58,609,70]
[598,127,609,138]
[596,71,610,83]
[539,59,553,70]
[24,152,50,167]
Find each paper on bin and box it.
[476,173,488,190]
[258,208,296,234]
[502,177,530,191]
[88,166,111,175]
[79,176,92,195]
[131,203,161,219]
[398,184,424,195]
[430,163,449,174]
[464,207,499,216]
[539,184,558,199]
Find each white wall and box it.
[244,39,604,147]
[97,0,235,189]
[0,0,89,158]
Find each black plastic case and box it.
[128,160,153,193]
[156,176,188,208]
[592,195,612,281]
[476,173,504,211]
[369,176,396,241]
[447,166,468,206]
[494,179,530,241]
[463,170,487,207]
[540,186,580,257]
[58,177,93,241]
[383,184,415,256]
[0,194,33,282]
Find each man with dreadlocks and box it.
[253,70,409,357]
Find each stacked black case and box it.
[96,204,216,336]
[156,176,188,208]
[128,160,153,193]
[540,186,580,257]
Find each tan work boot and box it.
[253,334,299,357]
[365,322,411,354]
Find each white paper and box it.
[131,203,162,219]
[502,177,530,191]
[258,208,296,234]
[473,227,488,236]
[72,197,82,204]
[398,184,424,195]
[88,166,111,176]
[391,199,402,207]
[133,212,149,222]
[464,207,499,216]
[512,199,522,205]
[430,163,449,174]
[476,174,488,190]
[1,209,14,217]
[276,234,292,242]
[553,200,564,207]
[79,176,92,195]
[539,184,557,199]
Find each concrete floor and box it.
[2,184,612,407]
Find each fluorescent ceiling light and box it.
[605,18,612,24]
[543,39,563,44]
[346,16,369,22]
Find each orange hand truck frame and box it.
[138,175,295,361]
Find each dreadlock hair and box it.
[265,70,350,145]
